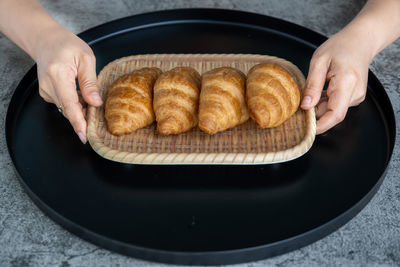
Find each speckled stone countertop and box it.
[1,0,399,266]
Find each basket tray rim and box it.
[87,53,316,165]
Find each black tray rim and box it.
[5,8,397,265]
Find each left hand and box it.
[34,26,102,143]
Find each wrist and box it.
[0,0,68,62]
[339,0,400,61]
[336,20,379,64]
[30,22,67,61]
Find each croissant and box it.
[246,63,300,128]
[153,67,201,135]
[105,67,162,136]
[198,67,249,134]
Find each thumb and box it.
[78,53,103,107]
[301,54,330,110]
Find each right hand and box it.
[35,26,103,143]
[301,30,373,134]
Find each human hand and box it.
[34,26,102,143]
[301,31,373,134]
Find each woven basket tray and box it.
[87,54,316,164]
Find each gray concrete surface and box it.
[1,0,400,266]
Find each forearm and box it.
[338,0,400,60]
[0,0,64,61]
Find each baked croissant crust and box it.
[246,63,300,128]
[153,67,201,135]
[198,67,249,134]
[105,67,162,136]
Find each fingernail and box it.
[78,132,87,144]
[90,92,103,105]
[302,96,312,106]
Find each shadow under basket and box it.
[87,53,316,164]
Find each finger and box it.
[302,54,330,110]
[60,99,87,144]
[82,106,87,120]
[38,78,57,103]
[77,90,88,108]
[77,53,102,107]
[52,76,87,144]
[39,86,53,103]
[349,84,367,107]
[77,91,88,119]
[315,100,328,119]
[319,90,328,102]
[316,77,353,134]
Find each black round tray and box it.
[5,9,396,265]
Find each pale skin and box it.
[1,0,400,143]
[0,0,102,144]
[301,0,400,134]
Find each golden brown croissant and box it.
[153,67,201,135]
[105,67,162,136]
[198,67,249,134]
[246,63,300,128]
